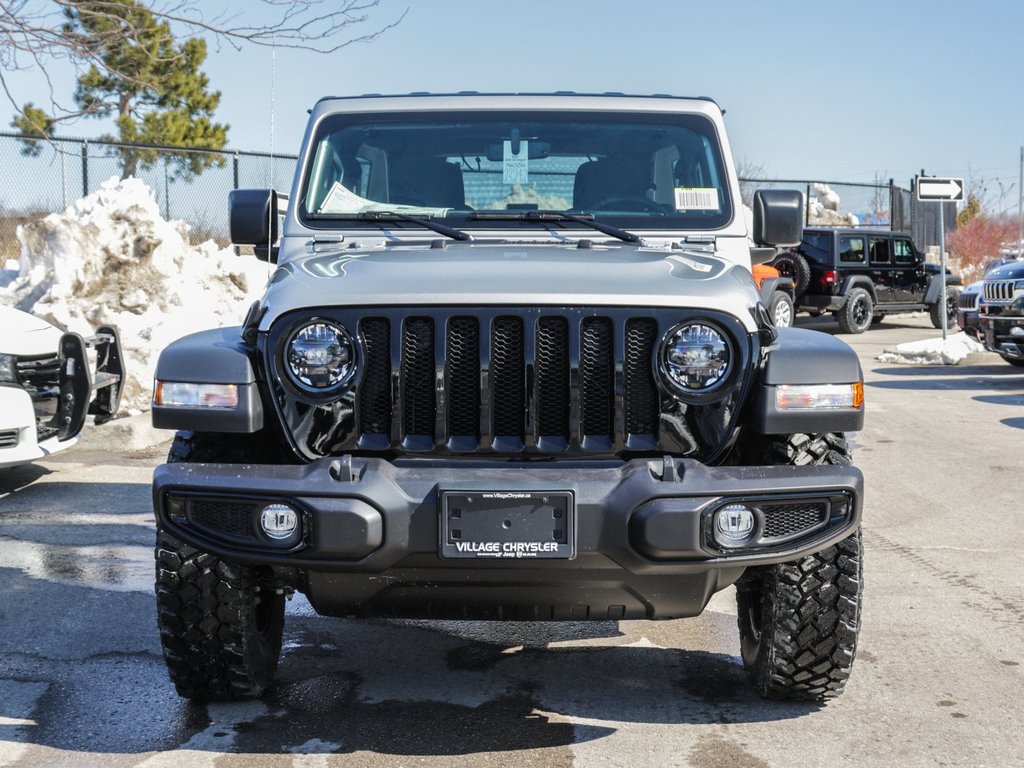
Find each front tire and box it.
[999,353,1024,367]
[155,430,286,701]
[929,287,960,330]
[838,288,873,334]
[768,290,795,328]
[732,432,863,701]
[156,530,285,701]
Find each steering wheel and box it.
[587,196,664,213]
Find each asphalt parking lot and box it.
[1,314,1022,768]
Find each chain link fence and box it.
[739,177,957,253]
[0,133,954,261]
[0,132,297,261]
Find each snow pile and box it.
[876,332,985,366]
[0,177,270,413]
[808,182,859,227]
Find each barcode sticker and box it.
[674,187,719,211]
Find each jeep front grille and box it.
[983,279,1016,305]
[356,311,666,452]
[270,307,754,460]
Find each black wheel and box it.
[732,433,863,701]
[770,252,811,297]
[929,287,960,330]
[999,353,1024,367]
[838,288,873,334]
[155,431,286,701]
[767,290,794,328]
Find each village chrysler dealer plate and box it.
[439,490,576,559]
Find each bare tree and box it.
[869,171,889,225]
[1,0,406,136]
[735,155,767,207]
[964,165,1015,215]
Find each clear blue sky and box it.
[7,0,1024,212]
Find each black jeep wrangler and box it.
[772,227,961,333]
[150,93,865,704]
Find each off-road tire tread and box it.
[733,432,862,701]
[837,288,872,334]
[741,531,863,701]
[157,430,285,701]
[929,287,959,330]
[155,529,284,701]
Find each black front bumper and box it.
[980,313,1024,358]
[153,456,863,620]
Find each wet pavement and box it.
[1,315,1023,767]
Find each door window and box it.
[893,238,916,265]
[868,237,891,264]
[839,236,865,263]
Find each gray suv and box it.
[150,94,865,703]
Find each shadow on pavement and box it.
[867,374,1024,393]
[0,463,51,495]
[1,601,823,759]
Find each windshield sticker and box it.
[503,140,529,185]
[674,187,719,211]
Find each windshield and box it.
[298,110,733,231]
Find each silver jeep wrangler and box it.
[151,93,865,702]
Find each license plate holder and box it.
[439,490,575,560]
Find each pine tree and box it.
[13,0,228,179]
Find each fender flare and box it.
[751,327,864,435]
[152,327,263,433]
[839,275,876,303]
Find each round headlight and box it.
[286,321,355,391]
[662,323,731,393]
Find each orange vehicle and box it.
[752,263,795,327]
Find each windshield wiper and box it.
[310,210,473,242]
[469,210,641,244]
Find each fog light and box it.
[714,504,756,547]
[260,504,298,540]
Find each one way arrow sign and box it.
[917,177,964,202]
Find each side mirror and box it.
[229,189,279,246]
[751,189,803,247]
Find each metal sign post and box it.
[916,176,964,341]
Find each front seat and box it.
[573,156,651,210]
[388,156,467,208]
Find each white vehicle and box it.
[0,307,124,468]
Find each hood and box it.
[0,306,62,356]
[259,242,759,331]
[984,260,1024,280]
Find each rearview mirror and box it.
[485,141,552,162]
[751,189,803,247]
